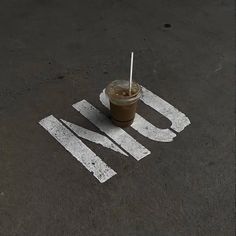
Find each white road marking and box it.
[99,89,176,142]
[61,119,128,156]
[73,100,151,161]
[39,115,117,183]
[132,115,176,142]
[99,90,110,108]
[140,86,191,132]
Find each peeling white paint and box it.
[39,85,191,183]
[39,115,117,183]
[61,119,128,156]
[140,86,191,133]
[73,100,151,161]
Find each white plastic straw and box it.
[129,51,134,95]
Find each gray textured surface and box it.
[0,0,234,235]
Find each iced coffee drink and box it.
[105,80,142,127]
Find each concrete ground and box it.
[0,0,234,235]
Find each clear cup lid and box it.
[105,80,142,104]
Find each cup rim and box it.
[105,80,142,104]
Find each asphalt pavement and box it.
[0,0,234,235]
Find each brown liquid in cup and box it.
[109,88,138,127]
[106,80,141,128]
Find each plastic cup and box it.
[105,80,142,127]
